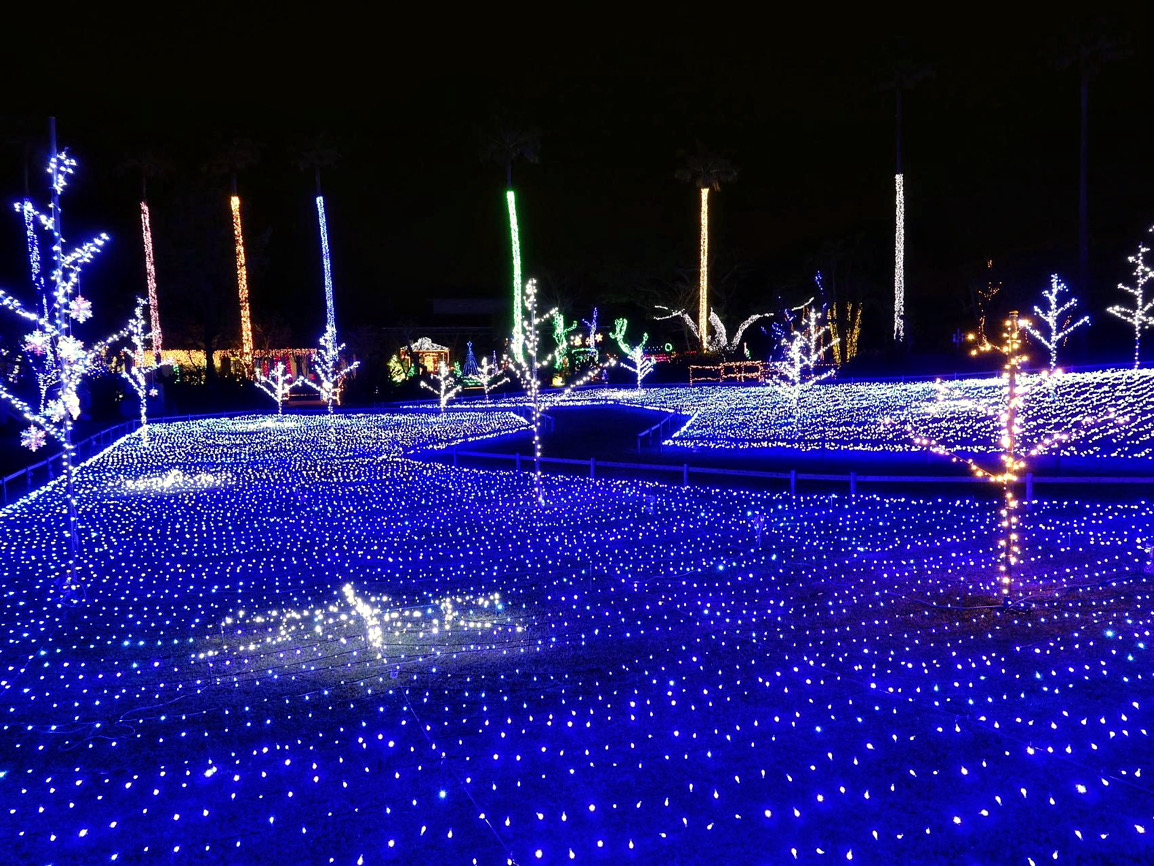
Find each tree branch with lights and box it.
[1022,274,1090,371]
[254,360,296,414]
[1107,227,1154,369]
[0,147,123,589]
[120,297,170,443]
[610,317,654,389]
[892,311,1127,602]
[655,305,770,355]
[420,360,462,412]
[507,278,615,501]
[300,324,359,413]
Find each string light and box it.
[1022,274,1090,371]
[896,312,1127,599]
[119,296,169,444]
[230,195,254,370]
[300,324,359,412]
[507,190,523,362]
[0,410,1150,863]
[0,147,118,588]
[655,305,771,354]
[699,187,710,351]
[1107,226,1154,369]
[253,361,295,414]
[610,317,654,389]
[894,173,905,344]
[139,201,162,359]
[420,360,462,412]
[315,195,335,333]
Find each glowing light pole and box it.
[894,173,905,343]
[230,189,254,371]
[507,190,523,362]
[140,201,161,360]
[316,193,335,333]
[699,187,710,350]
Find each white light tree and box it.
[610,317,654,389]
[1107,228,1154,369]
[774,304,838,407]
[1021,274,1090,371]
[120,296,169,443]
[420,360,462,412]
[507,278,614,502]
[655,305,770,355]
[301,323,359,412]
[476,352,508,401]
[255,360,295,414]
[0,144,122,587]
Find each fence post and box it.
[682,464,689,486]
[453,445,458,468]
[850,471,857,499]
[1025,472,1033,502]
[789,469,796,496]
[26,467,32,490]
[516,453,521,471]
[589,457,595,479]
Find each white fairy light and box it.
[1107,227,1154,369]
[119,297,169,444]
[0,146,122,587]
[655,305,771,355]
[299,323,359,412]
[254,361,296,414]
[420,360,462,412]
[1022,274,1090,371]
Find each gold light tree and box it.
[897,311,1125,602]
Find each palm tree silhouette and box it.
[675,149,737,352]
[293,132,344,334]
[879,57,933,348]
[204,135,262,369]
[1056,24,1130,307]
[117,147,173,359]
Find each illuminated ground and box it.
[524,368,1154,458]
[1,411,1153,864]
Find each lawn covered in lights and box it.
[1,410,1153,864]
[539,368,1154,457]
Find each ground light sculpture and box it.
[120,297,169,443]
[655,305,770,355]
[301,324,359,413]
[774,303,838,408]
[1107,227,1154,369]
[894,311,1126,602]
[506,278,615,502]
[610,317,654,389]
[420,361,462,412]
[0,143,122,589]
[254,361,295,414]
[1022,274,1091,371]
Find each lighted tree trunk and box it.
[698,187,709,351]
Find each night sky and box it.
[2,10,1153,363]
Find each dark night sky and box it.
[2,8,1153,362]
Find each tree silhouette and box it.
[879,56,933,347]
[1056,23,1131,307]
